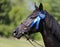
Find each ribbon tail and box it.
[30,20,37,28]
[30,22,35,27]
[30,17,38,28]
[36,18,41,30]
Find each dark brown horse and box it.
[13,3,60,47]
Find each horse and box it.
[13,3,60,47]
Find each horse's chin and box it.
[16,36,22,39]
[17,34,23,39]
[13,33,23,39]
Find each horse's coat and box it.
[13,3,60,47]
[40,11,60,47]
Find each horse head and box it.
[13,2,60,47]
[13,3,46,39]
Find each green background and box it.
[0,0,60,39]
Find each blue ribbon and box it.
[30,11,46,30]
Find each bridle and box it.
[22,11,46,31]
[24,34,44,47]
[21,23,44,47]
[20,11,46,47]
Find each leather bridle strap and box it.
[24,34,44,47]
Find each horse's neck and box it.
[41,22,54,47]
[41,22,60,47]
[41,13,60,47]
[45,12,60,40]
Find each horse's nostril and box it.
[13,31,17,36]
[13,31,16,33]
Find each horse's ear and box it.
[39,3,43,11]
[34,2,38,10]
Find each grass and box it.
[0,38,45,47]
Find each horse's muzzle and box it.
[13,30,23,39]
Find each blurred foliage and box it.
[0,0,11,24]
[0,0,30,37]
[0,0,60,40]
[49,0,60,22]
[30,32,42,40]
